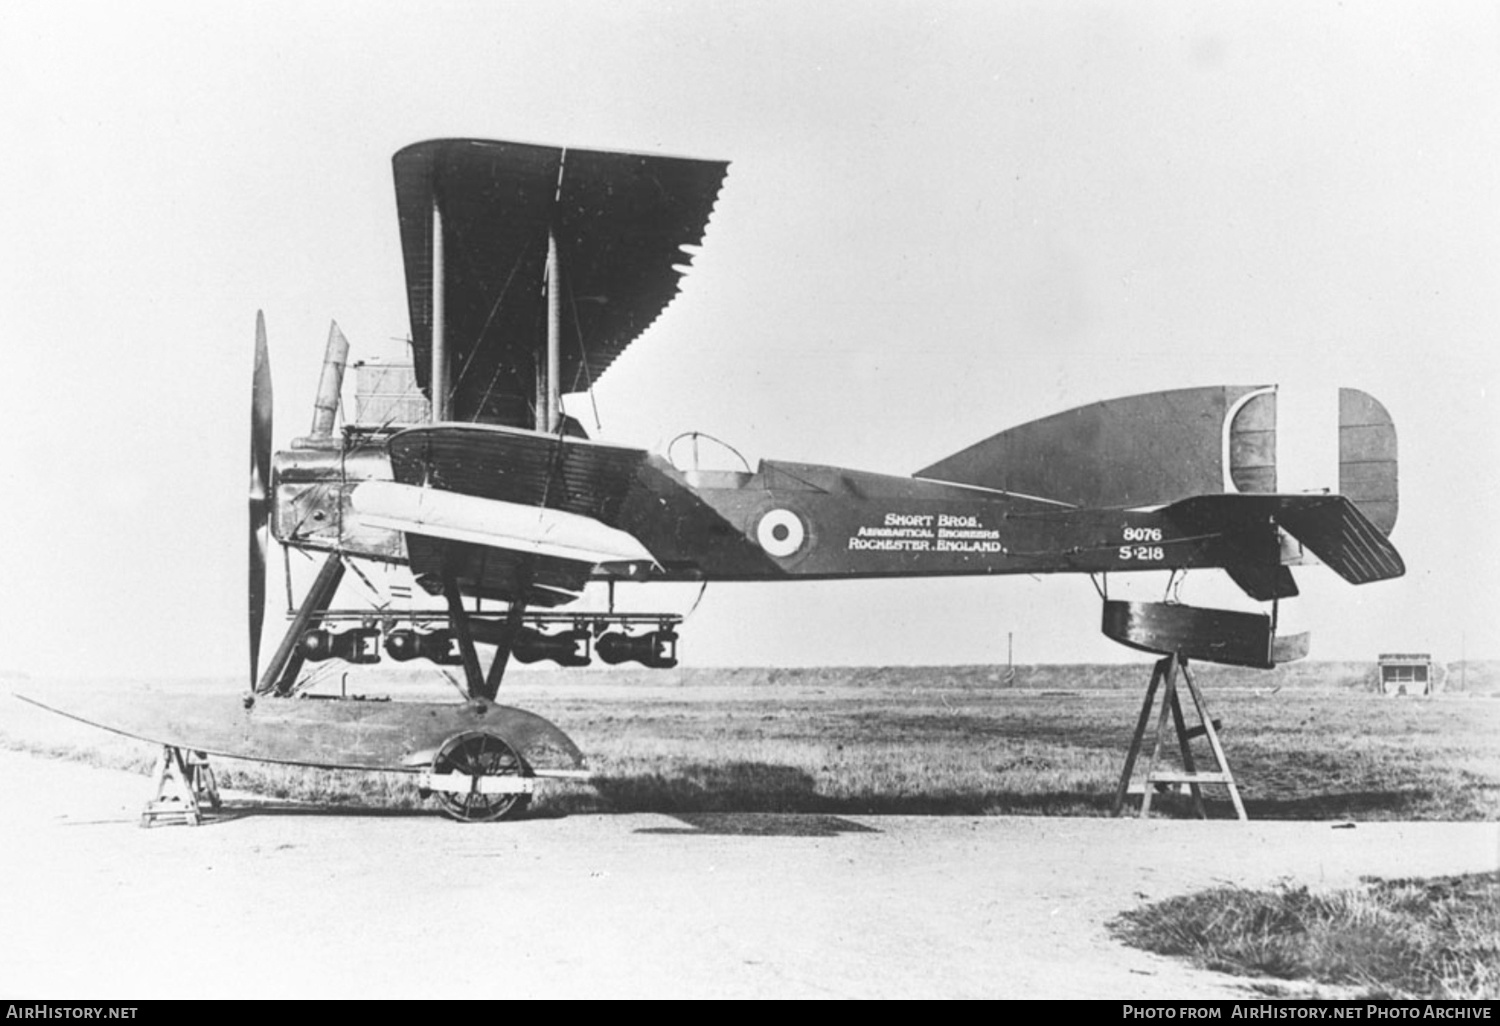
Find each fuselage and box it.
[271,429,1275,597]
[615,455,1274,582]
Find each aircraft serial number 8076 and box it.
[20,138,1404,821]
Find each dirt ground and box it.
[0,749,1495,1000]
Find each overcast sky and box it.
[1,1,1495,679]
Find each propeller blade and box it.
[250,311,273,688]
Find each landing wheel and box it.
[430,730,533,822]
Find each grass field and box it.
[4,661,1497,998]
[4,661,1497,821]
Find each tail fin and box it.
[916,385,1250,509]
[1336,388,1398,535]
[915,385,1399,535]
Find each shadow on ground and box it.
[130,783,1444,827]
[1243,790,1439,819]
[637,812,878,837]
[551,761,1123,818]
[548,762,1454,822]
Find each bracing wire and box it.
[346,559,389,612]
[437,668,470,701]
[459,229,537,422]
[563,256,604,433]
[683,579,710,621]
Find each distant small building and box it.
[1378,653,1434,696]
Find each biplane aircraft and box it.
[20,138,1404,821]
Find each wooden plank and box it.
[1166,676,1207,819]
[1138,657,1180,819]
[1112,657,1165,817]
[1143,771,1231,784]
[1180,662,1248,821]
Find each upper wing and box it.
[393,139,729,425]
[353,423,654,606]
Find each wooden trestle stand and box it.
[1111,653,1247,821]
[140,747,221,827]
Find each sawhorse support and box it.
[141,747,221,827]
[1112,653,1247,821]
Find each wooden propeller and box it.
[249,311,273,689]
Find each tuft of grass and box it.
[1109,872,1500,999]
[210,762,427,810]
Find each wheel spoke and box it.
[429,730,532,822]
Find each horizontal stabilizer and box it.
[352,481,656,567]
[1276,496,1405,583]
[1163,494,1404,585]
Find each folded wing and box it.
[393,139,729,426]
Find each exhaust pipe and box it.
[306,321,350,441]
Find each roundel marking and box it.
[756,508,807,558]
